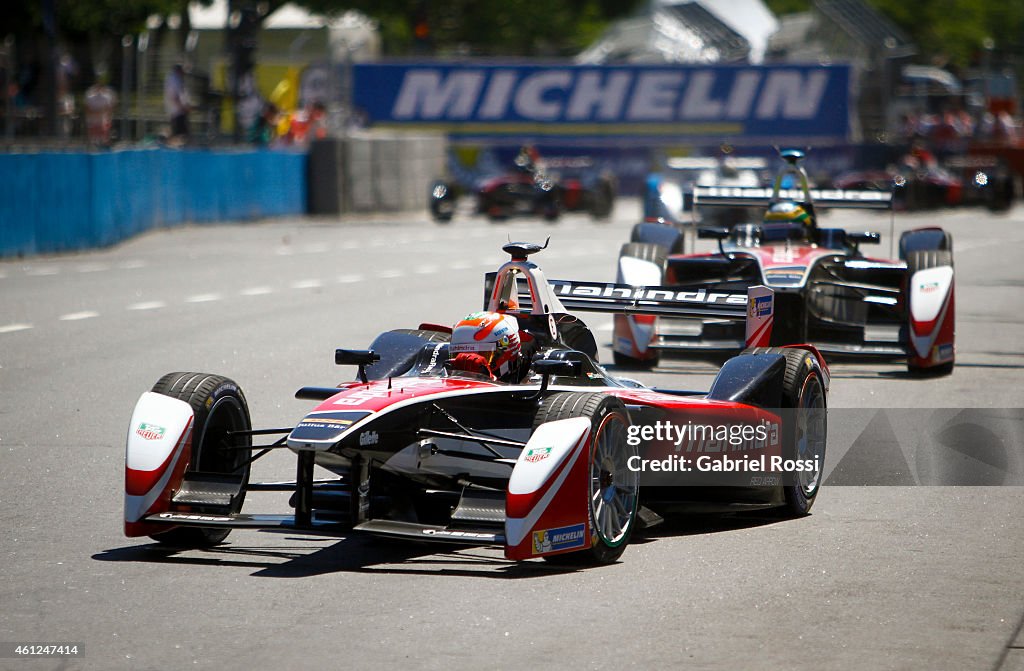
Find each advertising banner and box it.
[352,62,851,144]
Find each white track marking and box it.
[376,269,405,279]
[337,274,365,284]
[76,263,110,273]
[414,264,439,274]
[240,286,273,296]
[340,240,359,250]
[0,323,33,333]
[119,260,146,270]
[185,293,222,303]
[291,279,323,290]
[25,267,59,277]
[127,301,166,311]
[451,261,472,270]
[60,311,100,321]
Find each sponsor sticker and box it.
[524,447,552,463]
[532,523,586,554]
[749,294,772,318]
[136,423,165,441]
[359,430,379,446]
[919,281,940,294]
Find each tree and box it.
[289,0,642,56]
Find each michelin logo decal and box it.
[533,523,586,554]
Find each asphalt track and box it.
[1,200,1022,670]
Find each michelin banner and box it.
[352,62,851,144]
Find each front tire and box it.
[533,393,638,564]
[777,349,827,515]
[148,373,252,547]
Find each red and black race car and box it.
[124,242,827,565]
[832,151,1014,212]
[613,150,955,376]
[429,147,616,223]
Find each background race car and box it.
[614,150,955,376]
[833,149,1015,212]
[429,146,616,223]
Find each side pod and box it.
[504,417,592,560]
[124,392,194,537]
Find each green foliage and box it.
[767,0,1023,70]
[289,0,642,56]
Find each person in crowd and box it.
[164,63,191,142]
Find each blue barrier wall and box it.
[0,148,306,257]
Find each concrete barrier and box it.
[0,147,307,258]
[307,131,446,215]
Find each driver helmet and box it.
[764,201,811,227]
[449,311,523,382]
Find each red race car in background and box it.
[833,146,1015,212]
[429,146,616,223]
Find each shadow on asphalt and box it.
[92,534,587,579]
[94,511,791,578]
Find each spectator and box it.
[84,72,117,146]
[164,63,191,142]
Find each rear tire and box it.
[619,242,667,267]
[148,373,252,547]
[742,349,826,516]
[777,349,826,516]
[533,393,637,564]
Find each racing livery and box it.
[124,242,828,565]
[614,150,955,375]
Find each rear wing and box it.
[665,157,768,171]
[693,186,893,210]
[484,272,774,347]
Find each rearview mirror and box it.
[697,227,730,240]
[335,349,382,383]
[847,231,881,245]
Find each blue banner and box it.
[353,62,851,144]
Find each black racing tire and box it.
[899,228,953,260]
[148,373,252,547]
[619,242,667,269]
[906,249,955,376]
[777,349,827,516]
[532,393,637,565]
[588,181,614,220]
[743,348,827,516]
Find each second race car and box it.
[614,150,955,376]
